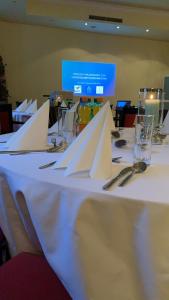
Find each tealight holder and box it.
[138,88,165,144]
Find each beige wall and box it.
[0,20,169,107]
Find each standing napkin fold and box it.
[54,102,113,179]
[48,121,59,134]
[27,99,33,107]
[24,100,37,114]
[90,107,113,179]
[5,100,49,151]
[161,111,169,134]
[61,101,67,108]
[15,99,28,112]
[69,101,79,112]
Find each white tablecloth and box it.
[0,131,169,299]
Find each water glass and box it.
[57,107,68,136]
[133,114,154,164]
[58,107,77,145]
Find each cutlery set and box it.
[39,156,123,170]
[0,129,147,187]
[0,141,66,155]
[103,162,147,189]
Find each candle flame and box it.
[150,94,154,99]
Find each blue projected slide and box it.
[62,60,116,97]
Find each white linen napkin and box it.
[61,101,67,108]
[5,100,49,151]
[27,99,33,107]
[48,121,59,134]
[161,111,169,134]
[54,101,113,179]
[89,108,113,179]
[69,101,79,112]
[15,99,28,112]
[24,100,37,114]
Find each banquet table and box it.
[0,130,169,300]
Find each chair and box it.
[0,103,13,133]
[115,105,137,127]
[124,113,136,127]
[49,105,58,127]
[123,107,137,127]
[0,228,10,266]
[0,252,72,300]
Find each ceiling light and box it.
[146,29,150,32]
[85,22,88,26]
[116,26,120,29]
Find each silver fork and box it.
[8,143,64,155]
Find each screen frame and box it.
[61,60,116,97]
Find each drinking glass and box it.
[133,114,154,164]
[58,107,77,145]
[57,107,68,137]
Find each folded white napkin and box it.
[24,100,37,114]
[27,99,33,106]
[5,100,49,151]
[61,101,67,108]
[69,101,79,112]
[161,111,169,134]
[54,101,113,179]
[15,99,28,112]
[48,121,59,134]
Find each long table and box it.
[0,131,169,300]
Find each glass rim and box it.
[136,114,154,118]
[136,114,154,127]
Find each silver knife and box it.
[39,160,56,169]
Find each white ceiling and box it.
[0,0,169,41]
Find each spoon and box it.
[102,166,132,190]
[118,162,147,187]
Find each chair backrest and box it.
[124,113,136,127]
[0,227,10,265]
[123,106,137,127]
[115,105,137,127]
[0,103,13,133]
